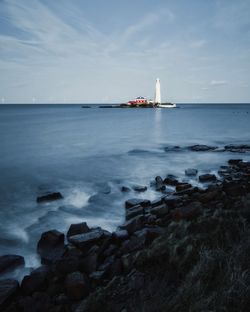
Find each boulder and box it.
[119,215,146,235]
[67,222,90,238]
[197,190,219,203]
[199,174,217,183]
[134,227,163,245]
[121,186,131,192]
[150,204,169,217]
[185,168,198,176]
[155,176,166,191]
[21,266,50,295]
[36,192,63,203]
[0,255,25,274]
[132,185,147,192]
[126,205,144,221]
[162,195,182,208]
[37,230,65,264]
[78,253,98,274]
[112,230,129,242]
[120,236,145,254]
[172,202,202,221]
[65,271,89,301]
[68,228,111,249]
[121,253,134,273]
[164,175,179,186]
[228,159,243,165]
[176,183,192,192]
[189,144,217,151]
[125,198,151,209]
[0,279,19,307]
[55,257,79,275]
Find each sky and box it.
[0,0,250,103]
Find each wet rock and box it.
[126,205,144,221]
[125,198,151,209]
[36,192,63,203]
[65,271,90,301]
[132,185,147,192]
[119,215,146,235]
[0,279,19,307]
[155,176,166,191]
[164,145,181,152]
[176,183,192,192]
[162,195,182,208]
[224,144,250,152]
[185,168,198,176]
[199,174,217,183]
[67,222,90,238]
[121,186,131,192]
[0,255,25,274]
[68,228,111,249]
[150,204,169,217]
[21,266,50,295]
[164,175,179,186]
[189,144,217,151]
[37,230,65,264]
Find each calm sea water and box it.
[0,104,250,279]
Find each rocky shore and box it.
[1,158,250,312]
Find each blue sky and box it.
[0,0,250,103]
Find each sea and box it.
[0,103,250,280]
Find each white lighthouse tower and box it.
[154,78,161,104]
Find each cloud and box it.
[190,39,207,48]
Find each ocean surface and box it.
[0,103,250,280]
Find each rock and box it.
[68,228,111,249]
[21,266,50,295]
[224,144,250,152]
[185,168,198,176]
[36,192,63,203]
[121,186,131,192]
[65,271,89,301]
[132,185,147,192]
[228,159,243,165]
[189,144,217,151]
[0,255,25,274]
[134,227,163,245]
[197,190,219,203]
[67,222,90,238]
[150,204,169,217]
[162,195,182,208]
[223,182,246,197]
[120,236,145,254]
[78,253,98,274]
[199,174,217,183]
[89,271,105,286]
[164,175,179,186]
[119,215,147,235]
[121,253,134,273]
[176,183,192,192]
[37,230,65,264]
[125,198,151,209]
[0,279,19,307]
[112,230,129,242]
[55,257,79,275]
[126,205,144,221]
[155,176,166,191]
[172,202,202,221]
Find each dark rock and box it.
[176,183,192,192]
[185,168,198,176]
[121,253,134,273]
[164,175,179,186]
[126,205,144,221]
[0,279,19,307]
[155,176,166,191]
[151,198,164,207]
[197,190,219,203]
[224,144,250,152]
[55,257,79,275]
[119,215,146,235]
[199,174,217,183]
[120,236,145,254]
[68,228,111,249]
[162,195,182,208]
[36,192,63,203]
[67,222,90,238]
[228,159,243,165]
[125,198,151,209]
[172,202,202,221]
[37,230,65,264]
[134,227,163,245]
[21,266,50,295]
[112,230,129,242]
[79,253,98,274]
[132,185,147,192]
[150,204,169,217]
[121,186,131,192]
[189,144,217,151]
[89,271,105,286]
[223,182,246,197]
[0,255,25,274]
[65,271,89,301]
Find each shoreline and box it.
[1,157,250,311]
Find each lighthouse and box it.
[154,78,161,104]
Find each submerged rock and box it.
[132,185,147,192]
[36,192,63,203]
[189,144,217,151]
[121,186,131,192]
[0,255,25,274]
[185,168,198,176]
[155,176,166,191]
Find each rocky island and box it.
[1,156,250,312]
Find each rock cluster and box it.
[1,159,250,312]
